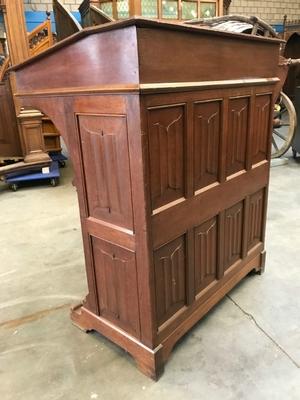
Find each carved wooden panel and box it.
[247,189,264,251]
[194,100,221,191]
[154,235,186,326]
[226,97,249,177]
[224,201,244,270]
[147,105,185,210]
[78,114,133,229]
[252,94,271,165]
[194,217,218,295]
[92,237,140,337]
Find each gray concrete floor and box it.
[1,156,300,400]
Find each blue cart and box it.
[5,161,60,191]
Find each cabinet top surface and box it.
[12,17,281,72]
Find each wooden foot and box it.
[70,304,165,380]
[70,303,93,332]
[254,250,266,275]
[136,346,165,381]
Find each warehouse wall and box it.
[24,0,81,12]
[22,0,300,24]
[229,0,300,24]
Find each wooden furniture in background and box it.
[53,0,82,41]
[80,3,114,27]
[13,18,281,379]
[281,17,300,101]
[0,1,59,160]
[28,17,54,57]
[42,117,62,152]
[18,109,51,163]
[0,72,22,158]
[0,0,29,65]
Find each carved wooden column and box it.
[0,0,50,162]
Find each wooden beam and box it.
[0,0,30,65]
[129,0,141,17]
[219,0,224,16]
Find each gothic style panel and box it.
[252,94,271,165]
[92,237,140,338]
[78,115,133,229]
[194,217,218,295]
[194,100,221,191]
[226,97,249,177]
[147,105,185,210]
[224,201,244,270]
[154,235,187,327]
[247,189,264,251]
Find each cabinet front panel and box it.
[144,86,272,334]
[92,237,140,338]
[226,97,249,177]
[194,100,221,191]
[194,216,218,295]
[154,235,187,326]
[224,201,244,271]
[78,114,133,230]
[252,94,272,165]
[147,104,186,210]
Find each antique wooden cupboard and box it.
[12,19,281,379]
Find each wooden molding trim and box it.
[139,78,280,93]
[15,78,279,98]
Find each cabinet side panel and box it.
[252,94,272,165]
[78,114,133,229]
[92,237,140,338]
[247,189,265,251]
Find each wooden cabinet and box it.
[0,79,22,158]
[12,19,281,379]
[42,117,61,152]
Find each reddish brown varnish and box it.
[12,18,282,379]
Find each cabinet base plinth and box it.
[70,304,165,380]
[70,251,265,380]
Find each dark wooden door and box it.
[0,80,22,157]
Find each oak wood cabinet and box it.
[12,19,281,379]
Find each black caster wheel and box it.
[292,148,297,159]
[59,161,66,168]
[50,178,59,187]
[10,183,18,192]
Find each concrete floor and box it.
[1,156,300,400]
